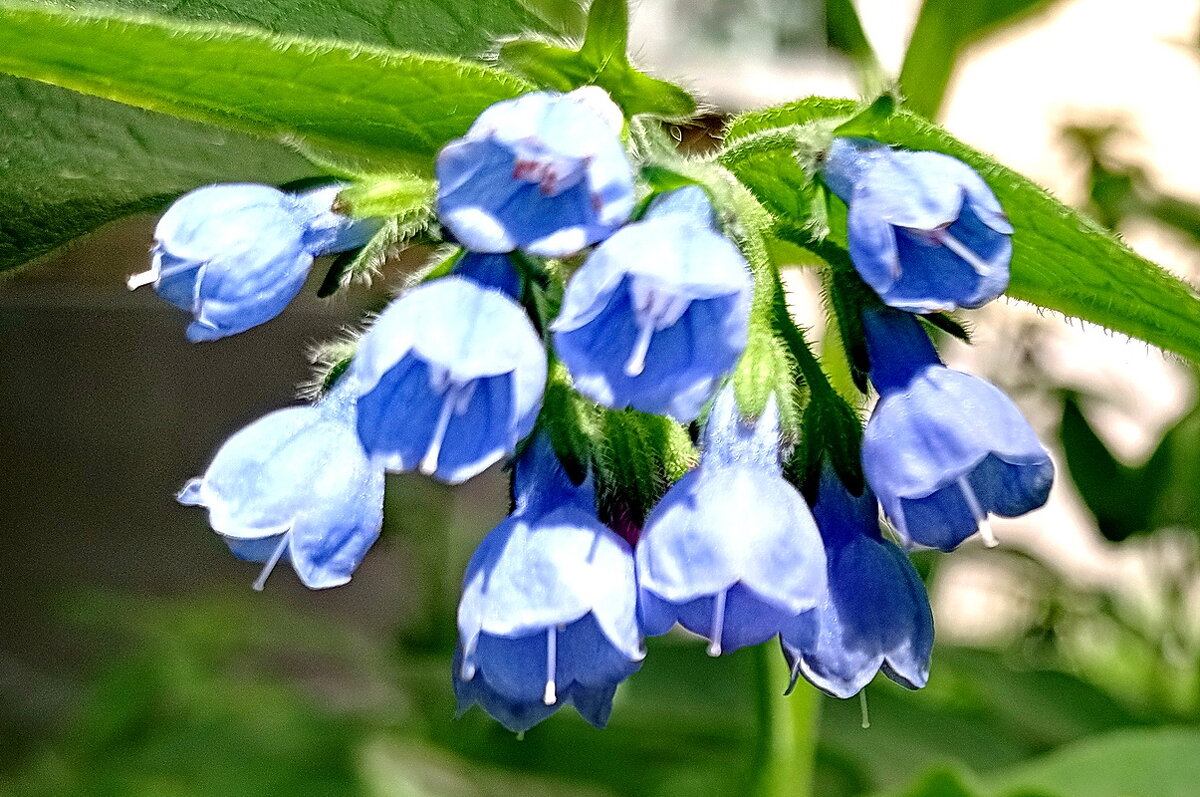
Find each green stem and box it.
[753,644,821,797]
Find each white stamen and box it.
[859,691,871,729]
[932,229,997,275]
[958,476,998,548]
[126,268,159,290]
[625,320,655,377]
[419,379,477,476]
[707,590,727,657]
[253,533,290,592]
[461,637,478,680]
[543,626,558,705]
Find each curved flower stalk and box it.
[128,183,377,341]
[822,137,1013,313]
[636,387,826,655]
[351,276,548,484]
[553,187,753,421]
[178,377,385,590]
[782,467,933,698]
[861,307,1054,551]
[455,436,643,732]
[436,87,635,257]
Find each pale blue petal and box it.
[782,471,933,697]
[552,213,752,421]
[351,278,547,483]
[142,183,369,341]
[436,88,634,257]
[180,381,385,589]
[824,137,1012,312]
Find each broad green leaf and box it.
[0,0,578,273]
[0,76,311,272]
[500,0,696,119]
[986,728,1200,797]
[899,0,1067,118]
[1146,389,1200,531]
[1059,394,1151,542]
[722,98,1200,364]
[0,5,533,174]
[824,0,886,93]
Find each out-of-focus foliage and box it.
[0,588,1181,797]
[899,0,1068,119]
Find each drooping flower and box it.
[436,87,635,257]
[177,377,385,590]
[822,137,1013,313]
[636,387,826,655]
[351,276,547,484]
[452,251,522,299]
[861,307,1054,551]
[552,188,753,421]
[127,183,377,342]
[781,466,934,698]
[455,436,643,732]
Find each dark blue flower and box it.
[452,251,522,299]
[822,137,1013,313]
[128,183,377,342]
[351,276,547,484]
[781,467,933,698]
[636,387,826,655]
[177,377,385,590]
[861,308,1054,551]
[455,436,642,732]
[552,188,753,421]
[436,87,635,257]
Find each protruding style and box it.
[454,436,643,732]
[128,183,377,341]
[178,377,385,590]
[636,386,826,655]
[553,188,753,421]
[351,277,548,484]
[861,308,1054,551]
[822,137,1013,313]
[782,467,934,698]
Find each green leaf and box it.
[0,0,577,273]
[722,98,1200,364]
[899,0,1068,118]
[824,0,886,93]
[986,728,1200,797]
[1135,379,1200,532]
[0,4,534,174]
[0,76,311,273]
[1059,394,1151,542]
[500,0,695,119]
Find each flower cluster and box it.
[152,88,1054,732]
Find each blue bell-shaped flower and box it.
[781,467,934,698]
[436,87,635,257]
[128,183,377,341]
[454,436,643,732]
[351,276,548,484]
[861,308,1054,551]
[635,387,826,655]
[177,377,385,590]
[552,187,753,421]
[822,137,1013,313]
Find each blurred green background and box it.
[2,1,1200,795]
